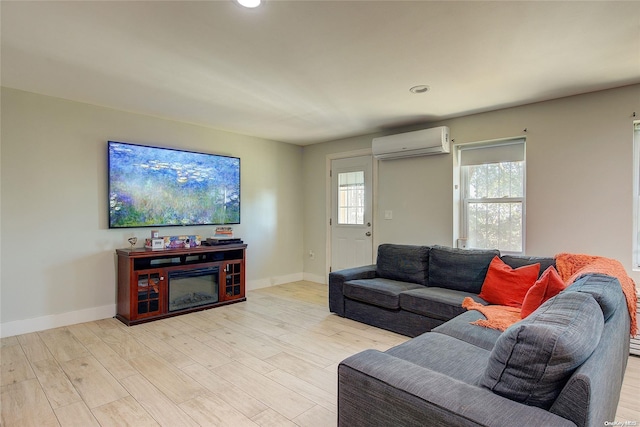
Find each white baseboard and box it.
[1,273,321,338]
[1,304,116,338]
[303,272,327,284]
[246,273,304,291]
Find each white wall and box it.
[3,84,638,337]
[302,84,640,283]
[0,87,303,336]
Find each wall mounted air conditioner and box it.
[372,126,450,160]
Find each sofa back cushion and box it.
[376,244,430,286]
[428,246,499,293]
[564,273,623,322]
[500,255,556,278]
[481,291,604,409]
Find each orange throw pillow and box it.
[520,266,567,318]
[478,256,540,308]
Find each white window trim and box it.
[454,137,527,255]
[632,121,640,270]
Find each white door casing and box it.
[330,155,373,272]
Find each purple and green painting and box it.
[108,141,240,228]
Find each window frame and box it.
[632,121,640,269]
[456,138,526,255]
[337,170,366,226]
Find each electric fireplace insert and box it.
[168,266,219,312]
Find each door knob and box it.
[365,232,372,237]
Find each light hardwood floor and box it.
[1,281,638,426]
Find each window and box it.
[337,171,365,225]
[633,122,640,268]
[458,139,525,253]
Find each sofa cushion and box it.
[481,291,604,409]
[343,278,423,310]
[399,287,486,321]
[478,256,540,308]
[520,266,567,318]
[433,310,503,351]
[376,244,430,285]
[564,273,622,321]
[429,246,500,293]
[500,254,556,278]
[386,332,491,385]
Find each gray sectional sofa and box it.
[329,244,631,427]
[329,244,554,337]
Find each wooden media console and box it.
[115,243,247,325]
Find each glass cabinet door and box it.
[223,261,243,300]
[135,270,163,318]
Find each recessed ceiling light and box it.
[236,0,261,8]
[410,85,430,94]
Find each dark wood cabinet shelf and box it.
[116,244,247,325]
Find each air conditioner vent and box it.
[372,126,450,160]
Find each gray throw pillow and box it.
[481,291,604,409]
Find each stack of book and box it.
[213,227,234,238]
[205,227,242,245]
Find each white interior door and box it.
[331,156,373,272]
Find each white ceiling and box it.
[2,1,639,145]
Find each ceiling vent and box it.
[372,126,450,160]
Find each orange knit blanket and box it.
[555,253,637,337]
[463,254,638,336]
[462,298,521,331]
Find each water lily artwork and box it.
[108,141,240,228]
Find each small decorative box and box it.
[144,238,165,250]
[163,235,201,248]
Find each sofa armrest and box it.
[338,350,576,427]
[328,265,377,316]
